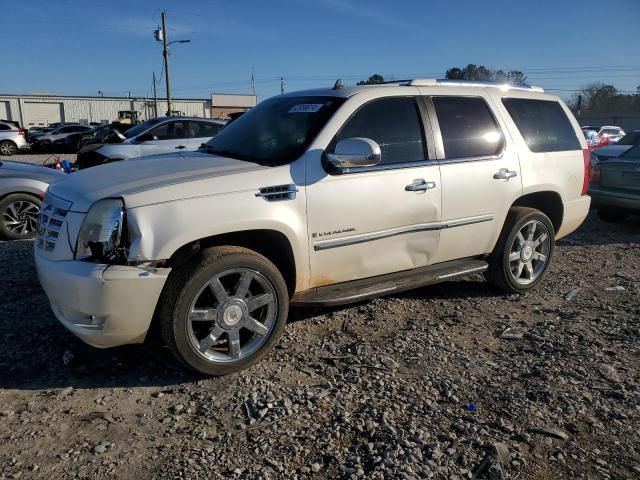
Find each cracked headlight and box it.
[75,198,127,263]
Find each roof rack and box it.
[407,78,544,92]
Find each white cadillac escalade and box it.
[35,79,591,375]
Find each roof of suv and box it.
[283,78,546,99]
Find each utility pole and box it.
[251,68,256,96]
[161,11,172,116]
[152,72,158,118]
[280,76,285,95]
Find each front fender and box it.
[0,178,49,199]
[126,191,310,291]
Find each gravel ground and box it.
[0,152,77,166]
[0,213,639,480]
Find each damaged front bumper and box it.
[35,252,170,348]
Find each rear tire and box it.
[0,193,41,240]
[597,208,626,223]
[0,141,17,156]
[485,207,555,293]
[158,246,289,375]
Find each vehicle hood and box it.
[48,151,270,212]
[593,145,632,158]
[0,160,64,183]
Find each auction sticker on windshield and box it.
[288,104,325,113]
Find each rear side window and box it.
[502,98,581,152]
[0,124,10,131]
[334,97,426,165]
[432,96,504,159]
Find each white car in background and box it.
[0,121,29,156]
[76,117,226,169]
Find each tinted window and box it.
[124,118,164,139]
[601,128,619,135]
[149,121,186,140]
[433,96,504,159]
[0,124,10,131]
[189,121,223,138]
[205,96,344,166]
[333,97,426,164]
[502,98,581,152]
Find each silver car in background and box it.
[76,117,226,169]
[0,121,29,156]
[0,160,63,239]
[598,125,626,143]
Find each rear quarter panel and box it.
[486,90,588,237]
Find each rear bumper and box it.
[556,195,591,240]
[35,253,170,348]
[589,186,640,212]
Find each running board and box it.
[291,258,488,307]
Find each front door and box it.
[306,95,442,288]
[139,120,188,157]
[423,93,523,263]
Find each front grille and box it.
[36,202,69,251]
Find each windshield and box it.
[124,118,164,139]
[205,95,345,165]
[617,132,640,145]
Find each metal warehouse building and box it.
[0,93,257,128]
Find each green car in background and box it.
[589,145,640,222]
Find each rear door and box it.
[187,121,224,150]
[138,120,188,157]
[422,92,522,263]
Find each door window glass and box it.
[333,97,426,165]
[149,121,186,140]
[189,121,223,138]
[433,96,504,159]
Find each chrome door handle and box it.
[493,168,518,181]
[405,179,436,191]
[175,145,186,149]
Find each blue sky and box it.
[3,0,639,100]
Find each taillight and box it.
[17,128,25,136]
[582,148,591,195]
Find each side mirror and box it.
[325,137,381,171]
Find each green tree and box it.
[445,64,527,85]
[357,74,385,85]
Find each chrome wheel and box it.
[187,268,278,363]
[2,199,40,236]
[508,220,550,285]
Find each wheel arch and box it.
[166,229,297,296]
[512,190,564,233]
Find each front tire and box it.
[0,193,41,240]
[485,207,555,293]
[158,246,289,375]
